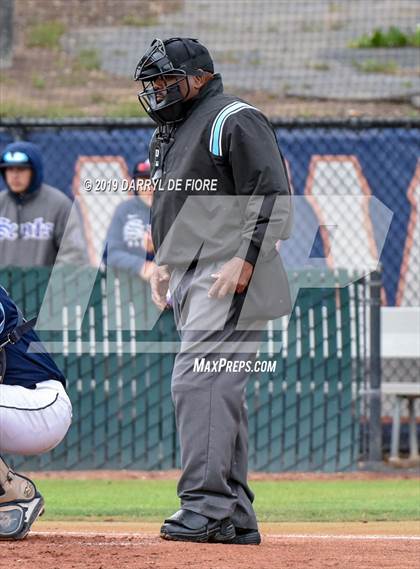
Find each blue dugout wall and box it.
[0,119,419,306]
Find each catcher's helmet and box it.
[134,37,214,125]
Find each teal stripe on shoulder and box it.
[209,102,259,157]
[0,302,5,335]
[209,102,243,156]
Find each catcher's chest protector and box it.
[0,348,5,384]
[0,308,37,384]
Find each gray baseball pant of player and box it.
[169,261,266,530]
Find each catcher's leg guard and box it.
[0,455,44,540]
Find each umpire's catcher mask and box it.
[134,37,214,125]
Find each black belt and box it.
[0,317,37,350]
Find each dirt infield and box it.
[6,473,418,568]
[3,521,420,569]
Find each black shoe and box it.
[227,527,261,545]
[160,509,235,543]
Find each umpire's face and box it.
[152,72,209,103]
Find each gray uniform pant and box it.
[170,261,265,529]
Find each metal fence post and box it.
[369,269,382,462]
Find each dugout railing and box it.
[1,266,375,472]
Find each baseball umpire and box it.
[0,285,72,540]
[134,37,292,545]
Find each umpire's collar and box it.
[197,73,224,100]
[184,74,224,119]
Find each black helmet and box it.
[134,37,214,125]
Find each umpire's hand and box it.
[208,257,254,299]
[150,264,171,310]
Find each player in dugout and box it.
[106,158,155,281]
[134,37,292,544]
[0,141,88,268]
[0,285,72,540]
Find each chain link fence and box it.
[1,0,419,118]
[0,118,419,463]
[1,118,418,305]
[2,266,370,472]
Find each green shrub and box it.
[104,100,147,118]
[27,21,66,49]
[32,74,46,90]
[308,62,330,71]
[76,49,101,71]
[350,26,420,48]
[0,100,85,118]
[352,59,399,74]
[105,100,147,118]
[411,27,420,48]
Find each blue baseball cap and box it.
[0,150,31,168]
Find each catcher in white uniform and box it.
[0,285,72,539]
